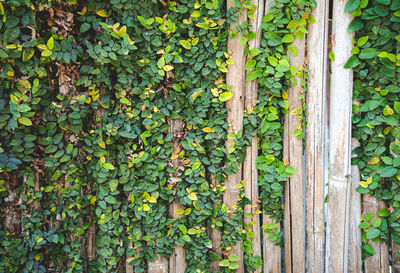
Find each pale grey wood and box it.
[305,0,329,272]
[244,1,264,272]
[284,32,306,273]
[327,0,354,271]
[224,1,247,271]
[349,139,362,273]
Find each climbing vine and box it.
[0,0,314,272]
[347,0,400,261]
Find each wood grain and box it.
[327,0,354,271]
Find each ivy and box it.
[0,0,314,272]
[349,0,400,260]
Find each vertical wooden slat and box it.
[349,139,362,272]
[244,1,264,272]
[224,1,246,272]
[392,241,400,273]
[148,119,186,273]
[260,1,281,272]
[211,176,222,272]
[305,0,329,272]
[168,119,186,273]
[363,195,389,273]
[284,27,306,273]
[327,0,354,271]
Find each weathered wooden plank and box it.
[244,1,264,272]
[284,28,306,273]
[349,138,362,273]
[224,1,247,272]
[327,0,354,271]
[363,195,389,273]
[305,0,329,272]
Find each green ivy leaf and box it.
[344,0,360,12]
[344,56,360,68]
[219,92,233,102]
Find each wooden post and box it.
[327,0,354,271]
[283,24,306,273]
[349,139,362,272]
[305,0,329,272]
[224,1,246,272]
[363,195,389,273]
[244,0,263,271]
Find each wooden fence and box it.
[144,0,397,272]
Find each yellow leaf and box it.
[98,140,106,149]
[118,26,127,37]
[142,204,150,211]
[188,192,198,201]
[202,127,215,133]
[18,117,32,126]
[163,65,174,71]
[175,208,185,215]
[96,9,108,17]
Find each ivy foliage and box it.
[0,0,313,272]
[348,0,400,260]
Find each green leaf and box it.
[22,48,35,62]
[47,37,54,50]
[103,163,116,170]
[229,263,239,270]
[0,49,9,58]
[287,44,298,57]
[218,259,230,267]
[366,228,380,240]
[344,0,360,12]
[344,56,360,68]
[80,22,91,33]
[394,102,400,113]
[178,225,187,234]
[188,192,198,201]
[380,166,397,177]
[359,48,379,59]
[17,117,32,126]
[377,208,390,217]
[245,59,256,70]
[329,51,335,61]
[105,196,117,204]
[228,254,241,262]
[357,36,369,47]
[179,40,191,50]
[282,34,295,43]
[348,18,363,32]
[219,92,233,102]
[182,234,191,242]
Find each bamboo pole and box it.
[168,119,186,273]
[305,0,329,272]
[244,1,264,272]
[257,1,282,272]
[349,138,362,273]
[148,119,186,273]
[327,0,354,271]
[283,25,306,273]
[392,241,400,273]
[363,195,389,273]
[210,176,222,272]
[224,1,246,272]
